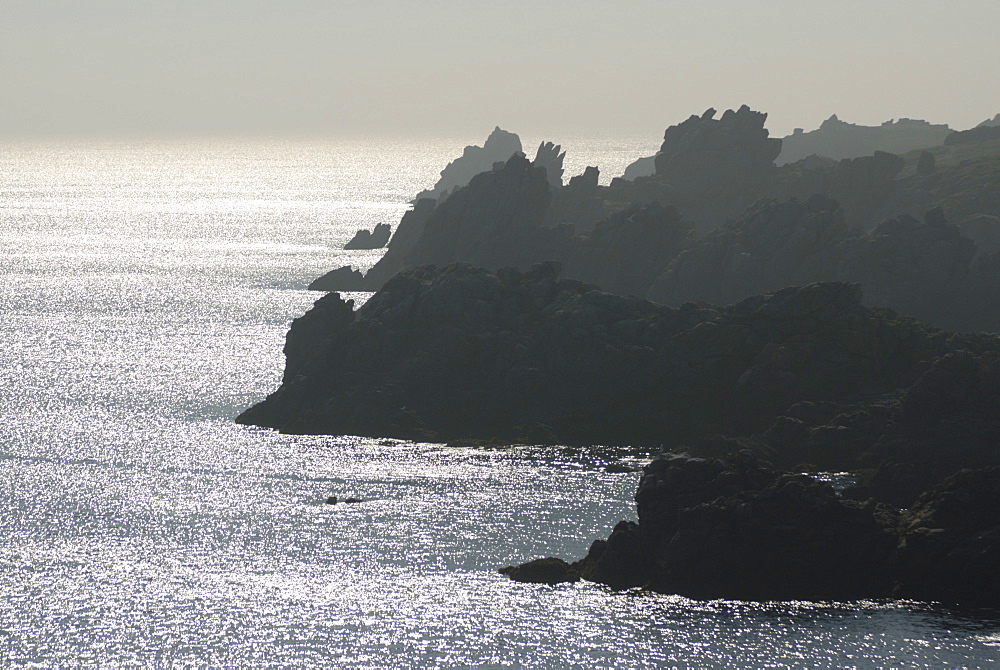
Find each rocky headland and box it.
[242,262,1000,498]
[245,261,1000,603]
[501,453,1000,607]
[251,106,1000,605]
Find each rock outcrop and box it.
[620,154,656,181]
[531,141,566,189]
[651,106,781,230]
[413,126,522,202]
[772,151,906,228]
[778,115,951,165]
[308,266,367,292]
[344,223,392,250]
[503,453,1000,606]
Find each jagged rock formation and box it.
[772,151,906,228]
[413,126,522,202]
[531,141,566,189]
[545,165,605,232]
[778,115,951,165]
[382,154,561,274]
[651,106,781,230]
[562,201,691,297]
[308,105,1000,335]
[502,453,1000,606]
[648,196,850,306]
[344,223,392,250]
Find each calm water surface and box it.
[1,136,998,667]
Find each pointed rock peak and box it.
[702,108,717,120]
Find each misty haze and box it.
[2,1,1000,667]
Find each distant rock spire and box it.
[532,141,566,189]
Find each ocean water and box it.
[1,135,998,668]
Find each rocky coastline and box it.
[311,105,1000,334]
[242,106,1000,605]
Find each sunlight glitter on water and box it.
[1,137,998,667]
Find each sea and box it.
[1,135,998,668]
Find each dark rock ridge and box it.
[344,223,392,250]
[502,453,1000,606]
[239,263,1000,477]
[413,126,522,202]
[778,115,951,165]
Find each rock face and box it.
[386,154,560,274]
[778,115,951,165]
[504,453,1000,606]
[652,106,781,229]
[562,201,691,297]
[413,126,523,202]
[893,467,1000,605]
[978,113,1000,128]
[344,223,392,250]
[772,151,906,228]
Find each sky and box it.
[2,0,999,139]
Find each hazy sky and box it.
[3,0,999,139]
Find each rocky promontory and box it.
[502,452,1000,607]
[240,263,1000,478]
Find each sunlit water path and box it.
[1,136,998,667]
